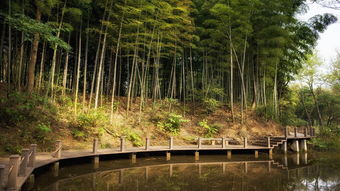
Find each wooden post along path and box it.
[0,127,315,191]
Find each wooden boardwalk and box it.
[0,127,315,191]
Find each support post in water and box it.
[283,141,287,154]
[145,137,150,150]
[93,138,98,154]
[8,155,20,190]
[120,136,126,152]
[267,137,271,148]
[227,150,232,159]
[243,137,247,148]
[300,140,307,152]
[28,144,37,168]
[19,149,30,176]
[93,156,99,169]
[269,149,273,159]
[166,152,171,161]
[195,151,199,161]
[52,162,59,177]
[131,153,136,164]
[169,137,173,149]
[255,150,259,158]
[198,138,202,149]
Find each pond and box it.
[25,152,340,191]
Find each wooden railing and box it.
[4,144,36,190]
[1,130,315,190]
[284,127,315,138]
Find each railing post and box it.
[285,127,289,138]
[7,155,20,190]
[0,164,5,190]
[120,136,126,152]
[169,137,173,149]
[222,137,226,148]
[28,144,36,168]
[294,127,298,137]
[198,138,201,149]
[19,149,30,177]
[304,128,308,137]
[243,137,247,148]
[267,137,271,148]
[93,138,98,154]
[55,140,62,158]
[145,137,150,150]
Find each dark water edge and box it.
[24,152,340,191]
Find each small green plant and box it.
[124,129,143,147]
[72,129,86,140]
[198,119,218,138]
[157,113,189,134]
[202,98,220,113]
[255,105,276,121]
[70,110,108,139]
[34,123,53,147]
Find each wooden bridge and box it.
[0,127,315,191]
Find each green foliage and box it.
[0,92,56,127]
[157,113,189,134]
[255,105,276,121]
[202,98,220,114]
[2,13,71,51]
[70,110,107,140]
[124,129,143,147]
[310,125,340,150]
[198,119,218,138]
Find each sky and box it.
[297,1,340,72]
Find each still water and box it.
[26,152,340,191]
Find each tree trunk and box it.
[27,7,41,92]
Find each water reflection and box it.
[27,153,340,191]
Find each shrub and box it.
[157,113,189,134]
[202,98,220,113]
[70,110,108,139]
[124,129,143,147]
[198,119,218,138]
[34,123,53,146]
[255,105,276,120]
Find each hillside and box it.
[0,91,282,155]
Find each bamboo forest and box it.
[0,0,339,190]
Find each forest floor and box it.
[0,88,283,156]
